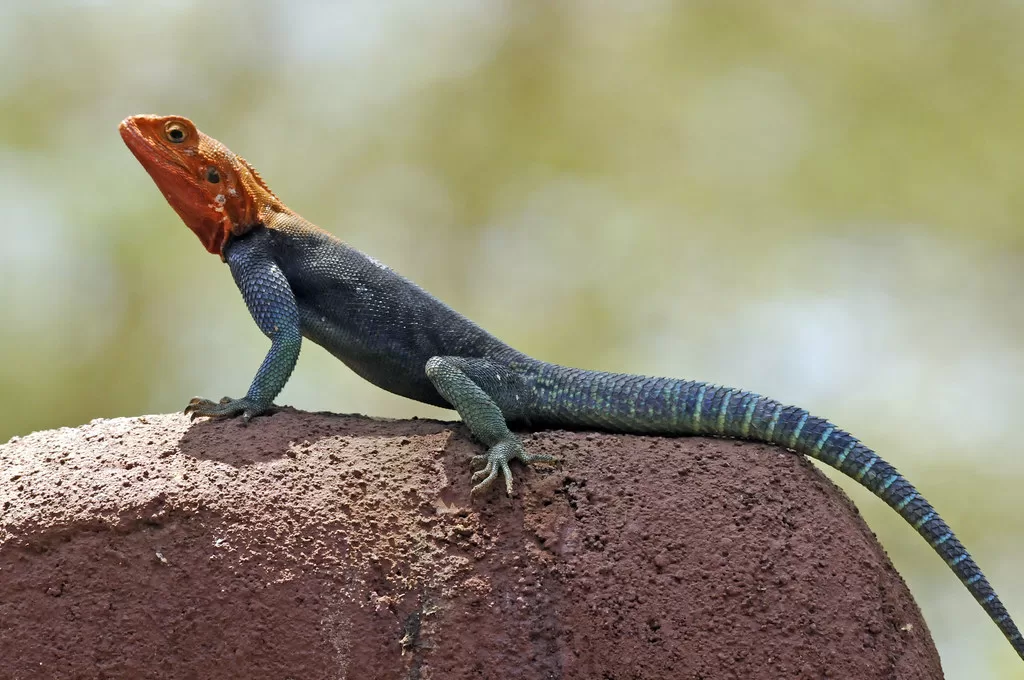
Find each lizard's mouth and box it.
[119,117,180,170]
[118,116,142,147]
[119,117,149,158]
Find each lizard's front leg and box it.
[425,356,556,495]
[185,233,302,423]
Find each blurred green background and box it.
[1,1,1022,675]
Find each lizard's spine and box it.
[530,367,1023,658]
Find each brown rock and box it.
[0,410,942,679]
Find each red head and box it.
[119,114,284,255]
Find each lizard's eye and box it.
[165,122,188,144]
[206,167,221,183]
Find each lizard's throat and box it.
[163,191,233,255]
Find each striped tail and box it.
[744,395,1024,661]
[532,368,1024,660]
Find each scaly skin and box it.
[120,114,1023,661]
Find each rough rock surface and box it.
[0,410,942,679]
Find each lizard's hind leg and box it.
[425,356,556,495]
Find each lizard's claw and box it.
[184,396,268,424]
[469,438,558,496]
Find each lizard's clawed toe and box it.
[184,397,217,419]
[183,396,263,422]
[468,438,557,497]
[520,451,558,464]
[470,463,500,494]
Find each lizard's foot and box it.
[469,438,558,496]
[184,396,269,424]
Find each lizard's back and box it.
[253,216,522,406]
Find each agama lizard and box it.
[120,113,1023,662]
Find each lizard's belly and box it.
[298,306,451,408]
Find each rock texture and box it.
[0,410,942,679]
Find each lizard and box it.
[120,113,1023,662]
